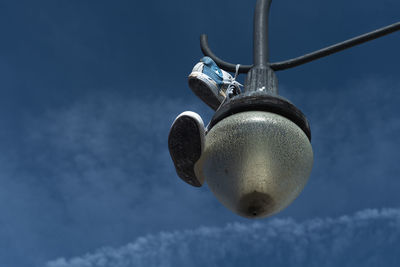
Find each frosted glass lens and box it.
[195,111,313,218]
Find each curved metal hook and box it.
[202,21,400,73]
[269,21,400,71]
[200,34,252,73]
[200,0,272,74]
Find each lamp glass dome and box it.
[195,111,313,218]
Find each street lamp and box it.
[191,0,400,218]
[195,111,313,218]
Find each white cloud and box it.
[0,92,219,267]
[47,208,400,267]
[3,78,400,267]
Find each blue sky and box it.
[0,0,399,266]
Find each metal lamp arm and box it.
[271,21,400,70]
[200,34,252,73]
[201,21,400,73]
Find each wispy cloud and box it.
[0,92,219,267]
[2,77,400,267]
[47,208,400,267]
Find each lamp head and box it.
[195,94,313,218]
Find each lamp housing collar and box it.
[208,92,312,142]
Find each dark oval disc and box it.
[209,93,312,141]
